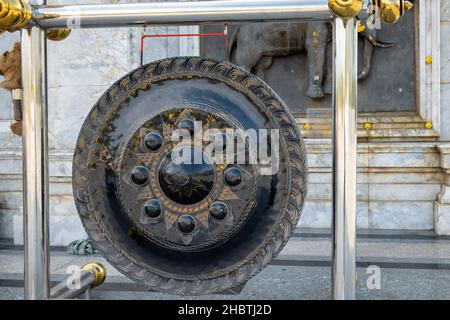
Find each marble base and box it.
[13,215,86,246]
[434,201,450,235]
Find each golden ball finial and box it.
[0,0,32,30]
[404,1,413,11]
[82,263,107,288]
[363,122,373,130]
[47,29,72,41]
[328,0,364,19]
[378,0,414,24]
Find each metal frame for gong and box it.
[0,0,409,300]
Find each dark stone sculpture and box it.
[202,10,416,113]
[228,22,393,99]
[357,27,394,80]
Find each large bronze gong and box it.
[72,57,308,295]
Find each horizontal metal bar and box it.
[50,270,94,300]
[33,0,334,29]
[142,33,225,38]
[49,263,106,300]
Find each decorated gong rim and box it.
[72,56,307,295]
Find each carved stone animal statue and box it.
[0,42,23,136]
[0,42,21,90]
[228,22,394,99]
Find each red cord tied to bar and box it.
[140,25,229,65]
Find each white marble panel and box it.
[366,172,445,184]
[369,201,434,230]
[0,209,15,239]
[14,215,87,245]
[440,84,450,140]
[0,191,22,210]
[434,201,450,235]
[298,200,369,229]
[48,28,131,88]
[368,152,440,168]
[441,22,450,84]
[443,0,450,21]
[368,184,442,201]
[298,200,331,228]
[48,85,108,150]
[0,176,22,192]
[49,196,77,216]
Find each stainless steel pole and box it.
[34,0,333,29]
[21,0,49,300]
[331,17,358,300]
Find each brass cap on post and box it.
[82,263,107,288]
[328,0,364,19]
[0,0,32,30]
[377,0,414,24]
[0,0,71,40]
[47,29,71,41]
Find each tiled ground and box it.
[1,229,450,300]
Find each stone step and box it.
[2,265,450,300]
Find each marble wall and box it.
[436,0,450,234]
[0,0,449,244]
[440,1,450,141]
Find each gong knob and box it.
[158,147,214,205]
[178,215,196,234]
[209,202,229,220]
[144,132,164,151]
[131,166,150,186]
[144,199,162,218]
[224,167,243,186]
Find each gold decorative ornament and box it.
[47,29,71,41]
[363,122,372,130]
[425,56,433,64]
[81,262,107,288]
[328,0,364,19]
[0,0,71,41]
[375,0,414,24]
[0,0,32,31]
[425,122,433,130]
